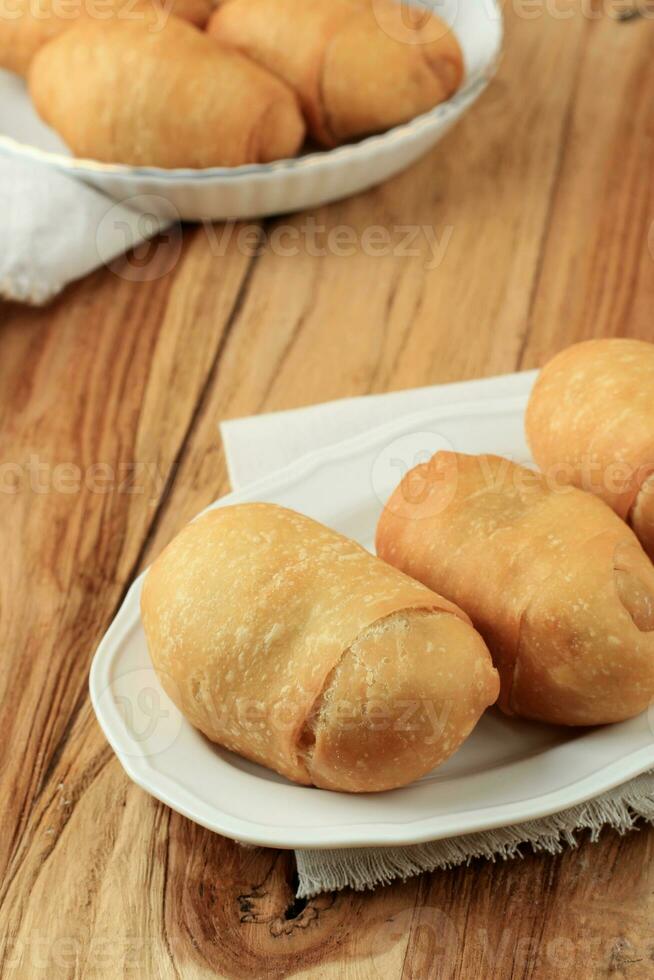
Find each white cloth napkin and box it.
[0,153,168,304]
[222,370,538,489]
[220,373,654,898]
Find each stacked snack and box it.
[0,0,464,167]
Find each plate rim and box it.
[90,392,654,849]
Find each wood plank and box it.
[0,234,253,885]
[521,14,654,365]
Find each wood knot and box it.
[238,880,334,937]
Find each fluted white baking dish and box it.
[0,0,502,220]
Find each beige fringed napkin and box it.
[220,371,654,898]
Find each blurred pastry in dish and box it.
[208,0,464,146]
[28,17,305,167]
[0,0,212,77]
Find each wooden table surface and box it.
[2,4,654,978]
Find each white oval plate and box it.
[90,394,654,849]
[0,0,502,220]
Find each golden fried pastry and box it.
[141,504,499,793]
[28,17,305,167]
[377,452,654,726]
[208,0,463,146]
[526,338,654,562]
[0,0,212,77]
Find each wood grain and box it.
[1,5,654,978]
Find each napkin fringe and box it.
[295,771,654,898]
